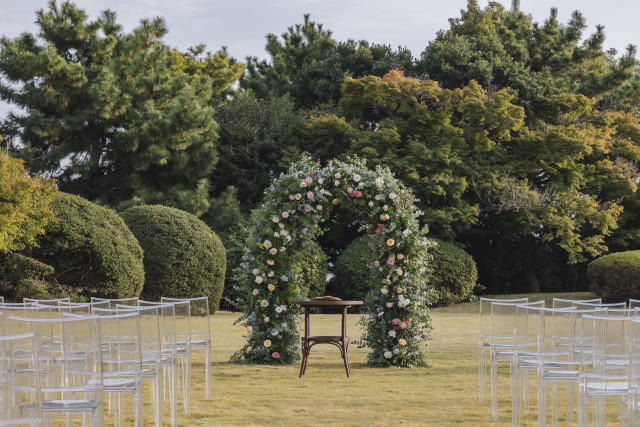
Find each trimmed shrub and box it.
[587,251,640,302]
[25,193,144,299]
[0,253,55,301]
[121,205,226,312]
[428,239,478,306]
[330,235,379,301]
[332,236,477,305]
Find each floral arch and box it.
[234,156,433,367]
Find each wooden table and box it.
[288,300,363,378]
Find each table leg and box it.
[299,307,311,378]
[342,307,350,378]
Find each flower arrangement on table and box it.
[232,156,433,367]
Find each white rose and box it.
[353,174,361,182]
[388,330,396,337]
[383,205,388,211]
[368,201,374,207]
[271,330,278,336]
[275,306,283,313]
[264,317,270,322]
[380,288,388,295]
[384,351,393,359]
[279,223,285,229]
[272,216,280,223]
[255,276,263,284]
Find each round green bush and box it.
[587,251,640,302]
[121,205,226,312]
[26,193,144,298]
[332,236,477,305]
[330,235,379,300]
[427,239,478,306]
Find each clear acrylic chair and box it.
[478,297,529,403]
[488,300,545,420]
[161,297,212,400]
[140,299,192,413]
[91,311,144,427]
[0,332,42,426]
[574,301,627,311]
[8,314,104,426]
[629,299,640,309]
[0,296,4,303]
[578,314,633,427]
[628,318,640,425]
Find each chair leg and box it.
[205,343,211,400]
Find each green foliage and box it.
[242,14,414,109]
[416,0,640,121]
[0,252,55,301]
[25,193,144,298]
[428,240,478,306]
[587,251,640,302]
[331,235,378,301]
[0,152,57,253]
[121,205,226,312]
[335,70,639,293]
[0,2,243,215]
[289,240,328,299]
[211,93,305,211]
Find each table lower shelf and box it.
[300,335,352,378]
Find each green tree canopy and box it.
[241,14,414,109]
[0,1,243,215]
[416,0,640,122]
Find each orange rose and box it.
[267,259,275,266]
[387,239,395,246]
[267,284,275,291]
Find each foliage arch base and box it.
[235,156,432,367]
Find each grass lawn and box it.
[136,291,622,426]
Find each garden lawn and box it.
[139,292,619,426]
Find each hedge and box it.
[587,250,640,302]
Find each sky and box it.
[1,0,639,118]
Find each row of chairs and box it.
[479,296,640,426]
[0,296,212,426]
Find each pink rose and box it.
[280,305,287,312]
[252,269,259,275]
[271,352,280,359]
[269,248,277,255]
[304,177,313,185]
[253,289,259,295]
[304,206,311,212]
[282,212,289,219]
[375,195,381,201]
[353,191,362,197]
[374,261,380,267]
[392,318,402,325]
[393,285,398,293]
[386,257,395,268]
[386,302,393,308]
[397,254,404,260]
[335,173,341,179]
[389,192,397,199]
[307,191,314,199]
[318,178,324,184]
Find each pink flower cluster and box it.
[391,318,412,331]
[375,224,385,235]
[348,189,363,197]
[386,257,395,268]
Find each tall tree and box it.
[0,1,243,215]
[416,0,640,122]
[242,14,414,109]
[332,71,640,292]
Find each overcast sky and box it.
[1,0,639,118]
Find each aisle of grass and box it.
[164,292,615,426]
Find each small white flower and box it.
[272,216,280,223]
[334,180,340,187]
[396,268,403,276]
[274,232,280,237]
[289,194,295,200]
[375,177,384,188]
[264,317,270,322]
[281,275,289,282]
[281,322,288,328]
[255,276,263,284]
[316,205,323,211]
[368,201,374,207]
[384,351,393,359]
[275,306,283,313]
[267,271,274,277]
[353,174,361,182]
[271,330,278,336]
[380,288,388,295]
[263,240,272,249]
[279,223,284,229]
[280,247,286,252]
[383,205,388,211]
[286,235,292,241]
[300,181,307,188]
[388,330,396,337]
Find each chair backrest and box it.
[140,299,190,345]
[552,297,602,308]
[489,300,544,346]
[479,297,529,338]
[574,301,627,310]
[57,300,110,314]
[629,299,640,309]
[90,296,139,309]
[0,332,41,424]
[580,314,633,379]
[93,311,142,374]
[22,297,71,306]
[161,297,210,338]
[630,318,640,396]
